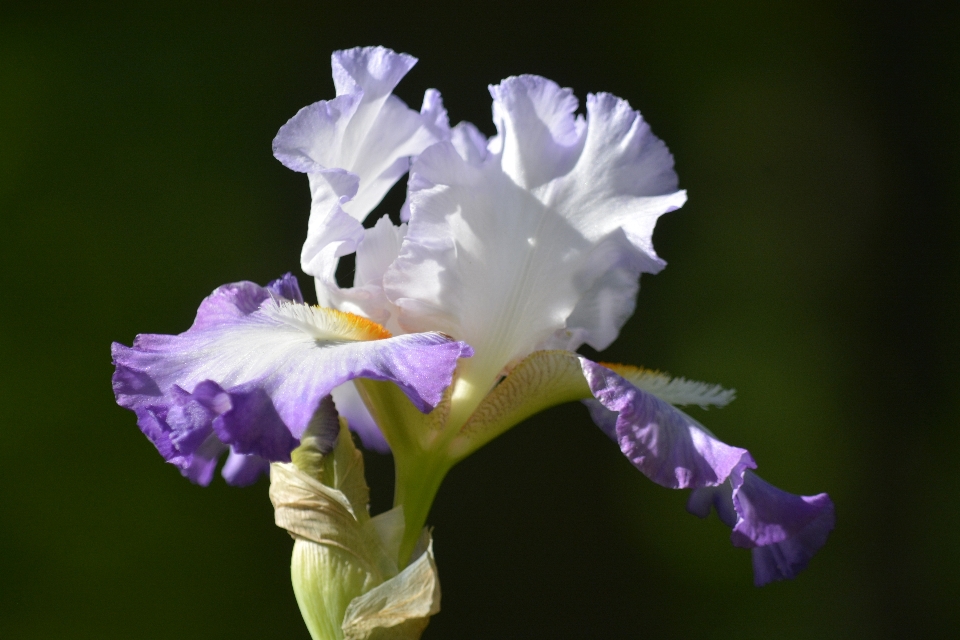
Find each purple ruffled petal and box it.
[688,471,835,586]
[582,358,832,584]
[580,359,755,489]
[112,274,471,484]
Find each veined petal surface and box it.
[272,46,449,280]
[580,360,754,489]
[385,76,686,409]
[112,275,470,484]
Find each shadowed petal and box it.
[688,472,834,586]
[331,381,390,453]
[221,450,270,487]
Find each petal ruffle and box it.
[272,46,449,282]
[384,76,686,409]
[112,275,471,484]
[580,360,754,489]
[688,471,835,586]
[583,359,832,583]
[489,75,586,189]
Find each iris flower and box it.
[113,45,833,632]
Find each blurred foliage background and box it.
[2,1,958,637]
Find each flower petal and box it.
[221,450,270,487]
[331,381,390,453]
[112,275,471,482]
[489,75,586,189]
[580,360,754,489]
[688,471,835,586]
[272,46,449,280]
[384,77,685,413]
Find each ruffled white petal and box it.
[272,46,449,281]
[490,75,586,189]
[384,76,685,412]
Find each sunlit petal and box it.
[112,275,470,483]
[272,46,449,282]
[384,76,686,414]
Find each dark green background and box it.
[3,1,958,637]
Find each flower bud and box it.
[270,397,440,640]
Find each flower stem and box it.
[393,452,452,568]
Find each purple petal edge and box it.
[688,471,834,586]
[581,358,833,585]
[111,273,470,485]
[579,359,754,489]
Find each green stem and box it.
[393,452,453,568]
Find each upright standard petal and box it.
[688,471,835,586]
[272,46,450,284]
[580,360,754,489]
[112,275,471,484]
[384,76,686,420]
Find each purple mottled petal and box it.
[180,435,226,486]
[113,364,161,404]
[221,450,270,487]
[189,274,302,331]
[133,407,182,466]
[580,359,754,489]
[112,275,471,482]
[266,272,304,303]
[583,399,618,440]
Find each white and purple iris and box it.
[112,46,833,587]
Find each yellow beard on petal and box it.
[265,300,392,342]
